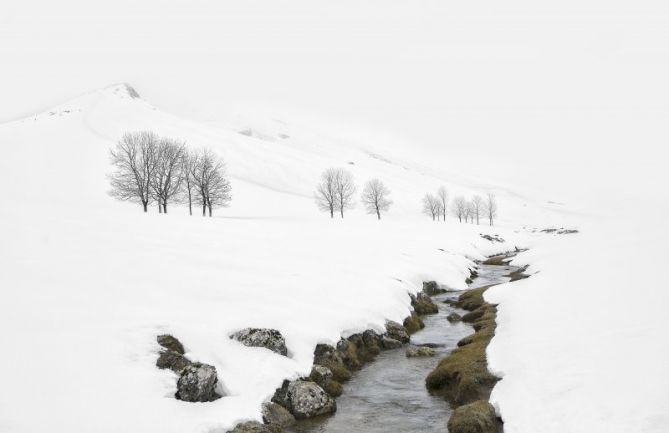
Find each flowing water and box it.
[288,262,516,433]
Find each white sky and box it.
[2,0,668,204]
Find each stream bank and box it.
[279,258,521,433]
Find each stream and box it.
[287,262,517,433]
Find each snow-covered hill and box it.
[1,84,666,433]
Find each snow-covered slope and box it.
[2,83,666,433]
[0,84,534,433]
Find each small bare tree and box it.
[437,186,448,221]
[150,138,186,214]
[334,168,356,218]
[471,195,483,225]
[484,193,498,226]
[452,196,467,222]
[109,131,159,212]
[315,168,339,218]
[361,179,392,219]
[191,148,232,217]
[422,194,440,221]
[180,150,197,216]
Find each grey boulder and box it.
[176,363,221,402]
[230,328,288,356]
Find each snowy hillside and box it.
[0,84,531,433]
[1,83,666,433]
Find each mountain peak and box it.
[104,83,141,100]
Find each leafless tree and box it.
[437,186,448,221]
[422,194,440,221]
[361,178,392,219]
[150,138,186,214]
[191,148,232,217]
[315,168,356,218]
[484,193,498,226]
[315,168,339,218]
[179,150,198,216]
[109,131,159,212]
[452,195,467,223]
[471,195,483,225]
[334,168,356,218]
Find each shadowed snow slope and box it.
[0,84,666,433]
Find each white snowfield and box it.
[0,84,666,433]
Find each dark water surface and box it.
[288,263,515,433]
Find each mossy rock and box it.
[457,334,475,347]
[157,334,185,354]
[481,255,510,266]
[322,379,343,397]
[411,292,439,315]
[403,312,425,334]
[507,265,529,282]
[447,400,500,433]
[456,287,491,311]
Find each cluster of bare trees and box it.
[315,168,393,219]
[109,131,231,216]
[422,186,449,221]
[424,187,498,225]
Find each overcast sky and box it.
[2,0,668,203]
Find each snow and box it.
[486,216,669,433]
[1,83,667,433]
[0,85,523,432]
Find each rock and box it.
[423,281,446,296]
[309,365,333,387]
[418,343,444,348]
[447,313,463,323]
[411,292,439,315]
[272,380,336,419]
[312,343,351,383]
[380,337,403,349]
[447,400,499,433]
[156,350,191,373]
[462,309,486,323]
[176,363,221,402]
[227,421,272,433]
[406,346,436,357]
[403,312,425,333]
[261,401,296,429]
[309,365,343,398]
[458,334,475,347]
[157,334,185,354]
[230,328,288,356]
[362,330,381,354]
[385,320,410,343]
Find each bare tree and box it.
[180,150,197,216]
[484,193,498,226]
[334,168,356,218]
[315,168,339,218]
[109,131,159,212]
[452,195,467,222]
[437,186,448,221]
[361,179,392,219]
[191,148,232,217]
[422,194,440,221]
[471,195,483,225]
[150,138,186,214]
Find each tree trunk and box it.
[202,203,206,216]
[208,204,212,217]
[340,208,344,218]
[188,196,192,216]
[142,201,148,212]
[158,202,162,213]
[163,201,167,214]
[377,208,381,220]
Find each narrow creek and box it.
[287,261,517,433]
